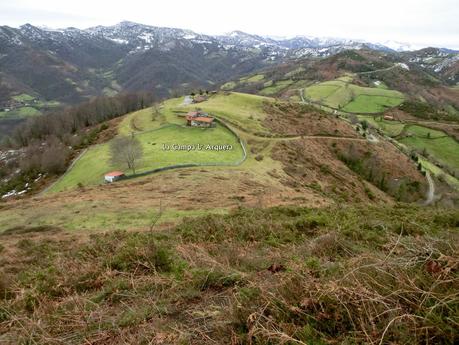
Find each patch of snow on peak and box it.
[138,32,154,43]
[380,40,413,51]
[396,63,410,70]
[109,37,129,44]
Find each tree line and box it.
[6,92,154,148]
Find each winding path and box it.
[355,64,398,75]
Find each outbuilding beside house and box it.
[193,95,208,103]
[104,171,126,183]
[383,115,395,121]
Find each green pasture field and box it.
[357,115,406,136]
[49,123,244,192]
[419,158,459,190]
[304,79,404,113]
[178,92,272,134]
[404,125,447,138]
[343,95,404,113]
[400,135,459,171]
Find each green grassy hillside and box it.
[48,95,256,193]
[0,93,61,119]
[259,80,295,96]
[352,117,459,188]
[179,92,272,134]
[357,115,406,136]
[49,124,244,193]
[400,135,459,171]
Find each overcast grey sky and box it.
[1,0,458,49]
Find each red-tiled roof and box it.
[186,111,201,121]
[105,171,125,177]
[193,117,214,123]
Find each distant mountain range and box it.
[0,21,458,105]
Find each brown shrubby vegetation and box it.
[0,205,457,344]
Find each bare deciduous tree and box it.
[151,103,161,121]
[110,135,143,174]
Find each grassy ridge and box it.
[118,98,184,135]
[1,205,457,344]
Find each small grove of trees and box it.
[110,135,143,175]
[0,136,71,196]
[20,136,70,175]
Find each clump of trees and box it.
[110,135,143,175]
[20,136,70,175]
